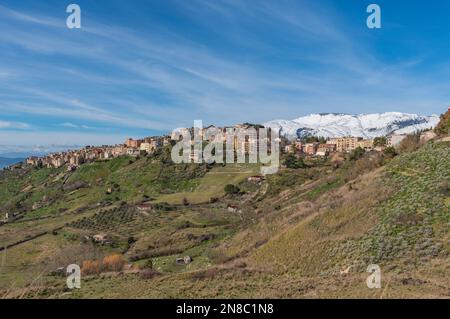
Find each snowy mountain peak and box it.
[264,112,440,139]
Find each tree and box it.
[373,137,387,147]
[283,154,305,169]
[398,133,421,154]
[434,109,450,136]
[224,184,240,195]
[301,136,326,144]
[383,146,397,158]
[348,147,365,161]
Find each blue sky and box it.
[1,0,450,151]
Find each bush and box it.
[434,109,450,135]
[373,137,387,147]
[348,147,365,161]
[383,146,397,158]
[283,154,305,169]
[224,184,240,195]
[398,133,421,153]
[139,268,161,279]
[102,254,125,272]
[439,180,449,195]
[81,260,102,275]
[143,259,153,269]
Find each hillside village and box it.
[17,124,430,172]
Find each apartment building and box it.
[327,137,362,152]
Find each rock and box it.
[62,181,88,192]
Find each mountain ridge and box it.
[264,112,440,139]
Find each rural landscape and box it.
[0,109,448,298]
[1,1,450,302]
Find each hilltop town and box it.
[21,122,425,171]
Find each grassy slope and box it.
[0,141,449,298]
[66,141,448,298]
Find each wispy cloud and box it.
[0,120,31,129]
[0,0,449,146]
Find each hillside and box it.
[0,137,448,298]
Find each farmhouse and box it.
[227,205,242,213]
[136,203,153,212]
[247,175,264,183]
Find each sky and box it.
[1,0,450,152]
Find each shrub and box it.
[398,133,421,153]
[434,109,450,135]
[127,236,136,245]
[283,154,305,169]
[143,259,153,269]
[81,260,102,275]
[224,184,240,195]
[373,137,387,147]
[139,268,161,279]
[439,180,449,195]
[348,147,365,161]
[102,254,125,272]
[383,146,397,158]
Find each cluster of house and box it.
[25,123,271,170]
[283,134,410,156]
[24,120,421,170]
[172,123,278,160]
[26,135,172,170]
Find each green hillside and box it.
[0,139,448,298]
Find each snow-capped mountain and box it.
[264,112,440,139]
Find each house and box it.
[140,142,153,153]
[51,157,65,168]
[327,137,362,152]
[316,147,328,157]
[303,143,319,155]
[284,145,294,153]
[93,234,106,242]
[69,154,84,166]
[316,143,336,156]
[111,145,126,157]
[125,138,141,148]
[357,139,374,151]
[176,256,193,265]
[126,148,140,157]
[136,203,153,212]
[294,140,303,152]
[162,136,171,146]
[26,156,41,166]
[227,205,242,213]
[247,176,264,183]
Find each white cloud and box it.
[0,120,31,129]
[59,122,79,128]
